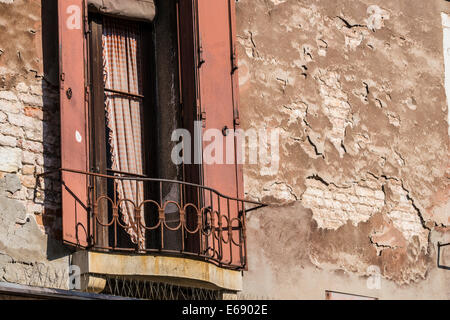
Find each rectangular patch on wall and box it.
[441,12,450,136]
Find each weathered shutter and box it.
[178,0,244,266]
[197,0,243,267]
[197,0,242,199]
[58,0,90,247]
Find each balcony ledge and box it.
[72,250,243,293]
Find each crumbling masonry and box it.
[0,0,448,299]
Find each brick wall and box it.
[0,0,69,289]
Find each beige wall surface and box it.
[0,0,448,298]
[236,0,449,299]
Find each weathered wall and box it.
[0,0,70,289]
[0,0,183,290]
[0,0,185,291]
[236,0,450,299]
[0,0,448,298]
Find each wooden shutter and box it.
[178,0,243,197]
[178,0,244,265]
[58,0,90,247]
[197,0,242,200]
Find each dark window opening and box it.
[88,14,153,250]
[89,15,155,183]
[88,4,186,251]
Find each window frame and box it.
[57,0,246,258]
[87,13,159,247]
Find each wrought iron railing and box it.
[37,168,266,270]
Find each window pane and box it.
[102,17,145,248]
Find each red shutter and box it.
[178,0,244,266]
[197,0,242,200]
[58,0,90,247]
[228,0,245,201]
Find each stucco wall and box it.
[0,0,70,289]
[236,0,449,299]
[0,0,448,298]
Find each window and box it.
[88,15,155,249]
[57,0,244,266]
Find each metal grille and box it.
[101,276,223,300]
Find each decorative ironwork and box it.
[37,168,266,271]
[102,276,222,300]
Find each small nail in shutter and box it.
[58,0,90,247]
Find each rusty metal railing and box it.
[37,168,266,270]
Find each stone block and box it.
[0,100,22,114]
[20,175,36,188]
[0,147,21,172]
[4,173,21,193]
[0,123,24,137]
[0,91,18,102]
[0,134,17,147]
[22,165,35,175]
[18,93,43,107]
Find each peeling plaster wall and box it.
[0,0,70,289]
[0,0,449,298]
[237,0,450,299]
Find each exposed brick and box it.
[22,165,35,175]
[29,84,43,96]
[22,150,36,165]
[36,154,44,166]
[26,188,35,200]
[20,175,36,188]
[34,213,43,227]
[24,106,43,120]
[384,181,429,250]
[317,71,351,155]
[0,90,18,101]
[302,178,385,229]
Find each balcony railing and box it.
[37,168,266,271]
